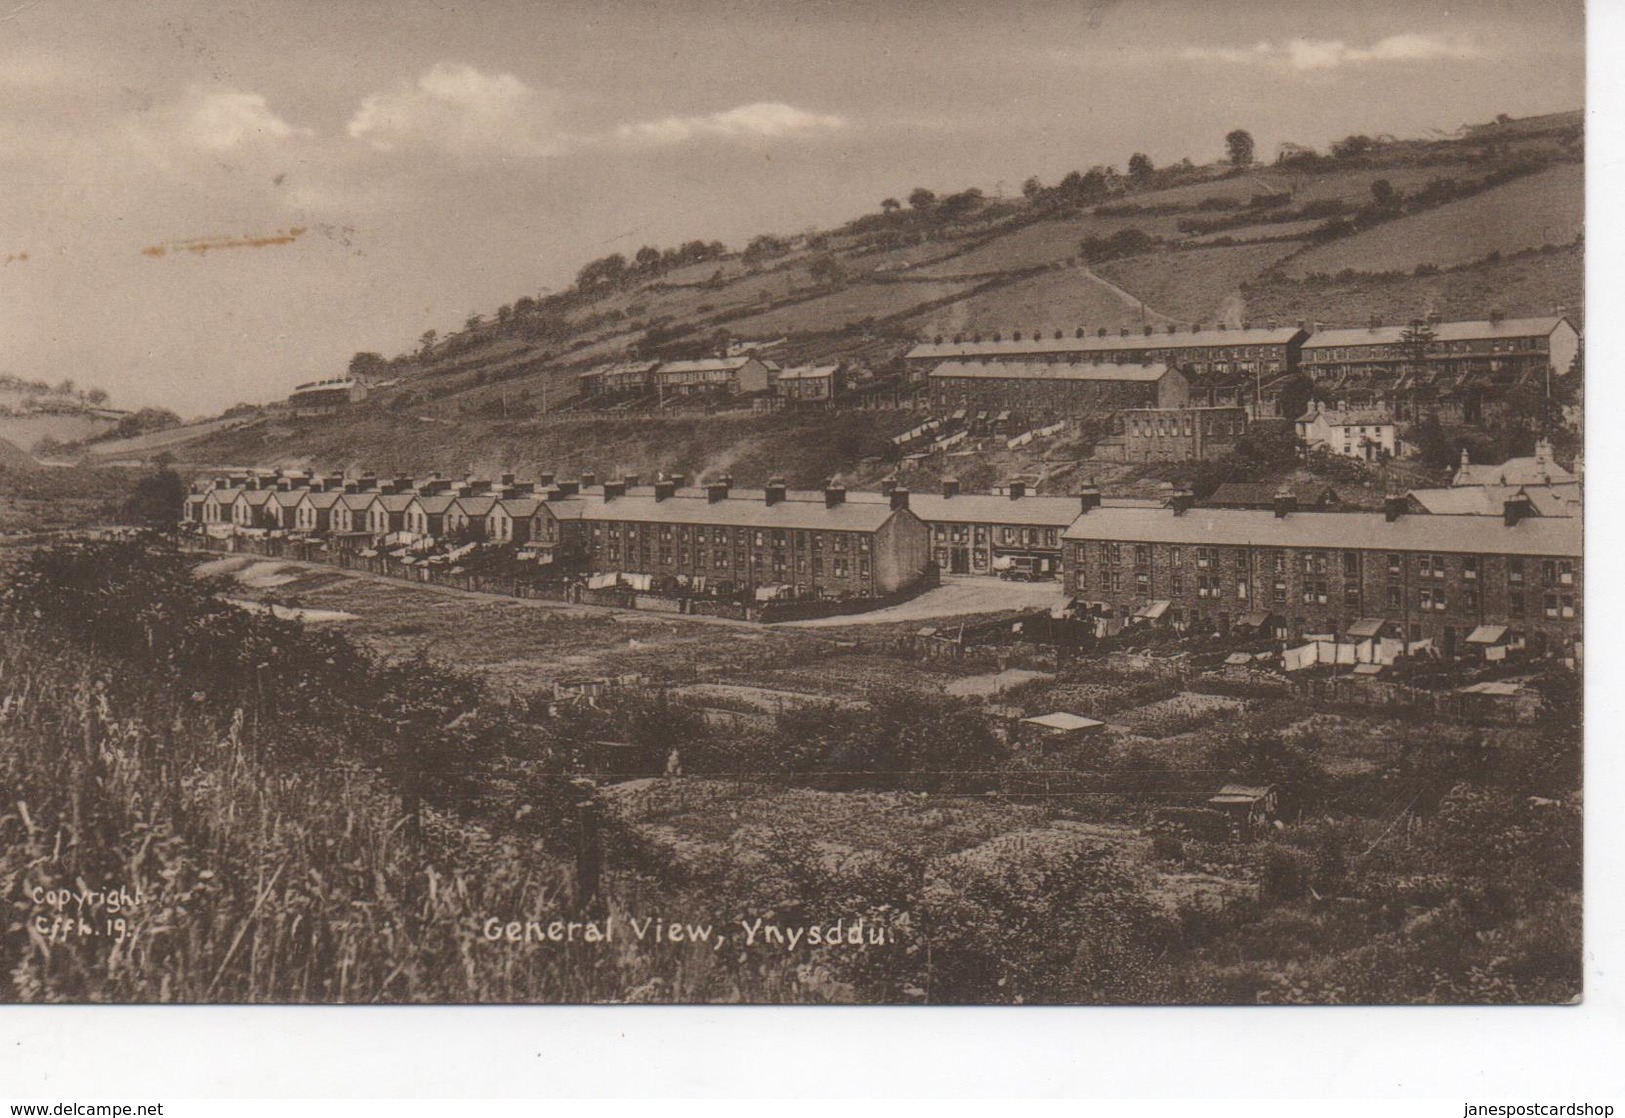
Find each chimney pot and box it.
[824,483,847,509]
[764,478,787,506]
[1078,485,1102,514]
[890,487,911,511]
[1385,495,1407,522]
[579,471,597,488]
[1273,487,1296,519]
[654,481,676,502]
[942,477,960,499]
[1169,487,1194,515]
[1008,480,1026,500]
[707,481,728,504]
[603,481,625,501]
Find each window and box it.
[1342,551,1359,578]
[1136,573,1150,594]
[1386,585,1401,609]
[1509,590,1525,615]
[1170,571,1183,594]
[1561,595,1575,620]
[1343,585,1361,609]
[1559,560,1574,586]
[1075,566,1089,591]
[1237,580,1249,601]
[1508,557,1524,584]
[1170,547,1183,566]
[1387,553,1402,577]
[1463,587,1479,610]
[1109,571,1123,592]
[1542,560,1557,586]
[1109,544,1123,565]
[1045,529,1058,548]
[1273,578,1287,605]
[1544,592,1558,619]
[1463,556,1479,580]
[1196,547,1215,569]
[1135,545,1151,569]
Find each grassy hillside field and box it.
[1279,163,1584,278]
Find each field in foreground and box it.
[0,540,1583,1004]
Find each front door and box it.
[950,547,970,575]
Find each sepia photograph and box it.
[0,0,1589,1013]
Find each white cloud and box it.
[613,101,846,146]
[348,63,565,156]
[1181,34,1482,72]
[185,88,308,151]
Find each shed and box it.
[1018,711,1106,747]
[1207,783,1278,829]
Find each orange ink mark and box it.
[140,227,308,258]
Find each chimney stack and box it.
[554,480,580,498]
[536,471,556,488]
[1078,482,1102,514]
[942,477,960,499]
[1384,494,1407,522]
[880,476,897,495]
[1489,307,1506,327]
[622,473,640,488]
[654,480,676,502]
[603,480,626,501]
[1169,487,1194,515]
[765,478,788,506]
[890,487,911,511]
[1503,495,1534,527]
[500,472,516,487]
[1273,486,1296,519]
[579,471,597,488]
[1008,480,1026,500]
[706,480,729,504]
[824,482,847,508]
[668,472,686,488]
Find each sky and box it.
[0,0,1585,416]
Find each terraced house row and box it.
[185,469,1582,651]
[1060,490,1582,654]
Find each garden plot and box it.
[1108,692,1245,739]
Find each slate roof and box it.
[451,495,499,517]
[774,365,839,381]
[495,497,543,518]
[1407,483,1580,518]
[929,360,1173,383]
[1061,506,1580,558]
[657,357,759,374]
[575,492,905,532]
[407,493,457,514]
[1302,317,1573,351]
[906,326,1305,362]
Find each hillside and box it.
[112,109,1581,482]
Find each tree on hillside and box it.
[808,255,846,286]
[907,187,937,212]
[349,352,388,381]
[935,188,984,223]
[1370,178,1400,211]
[575,253,628,291]
[464,314,483,332]
[1127,152,1154,183]
[1331,134,1374,160]
[513,295,537,316]
[880,197,902,214]
[1276,374,1315,422]
[1225,129,1255,168]
[496,304,513,325]
[634,245,662,271]
[122,466,186,530]
[85,388,109,406]
[418,329,437,356]
[1021,176,1043,201]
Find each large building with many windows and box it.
[574,478,930,597]
[1061,495,1581,654]
[926,360,1188,423]
[904,325,1308,382]
[1299,315,1580,383]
